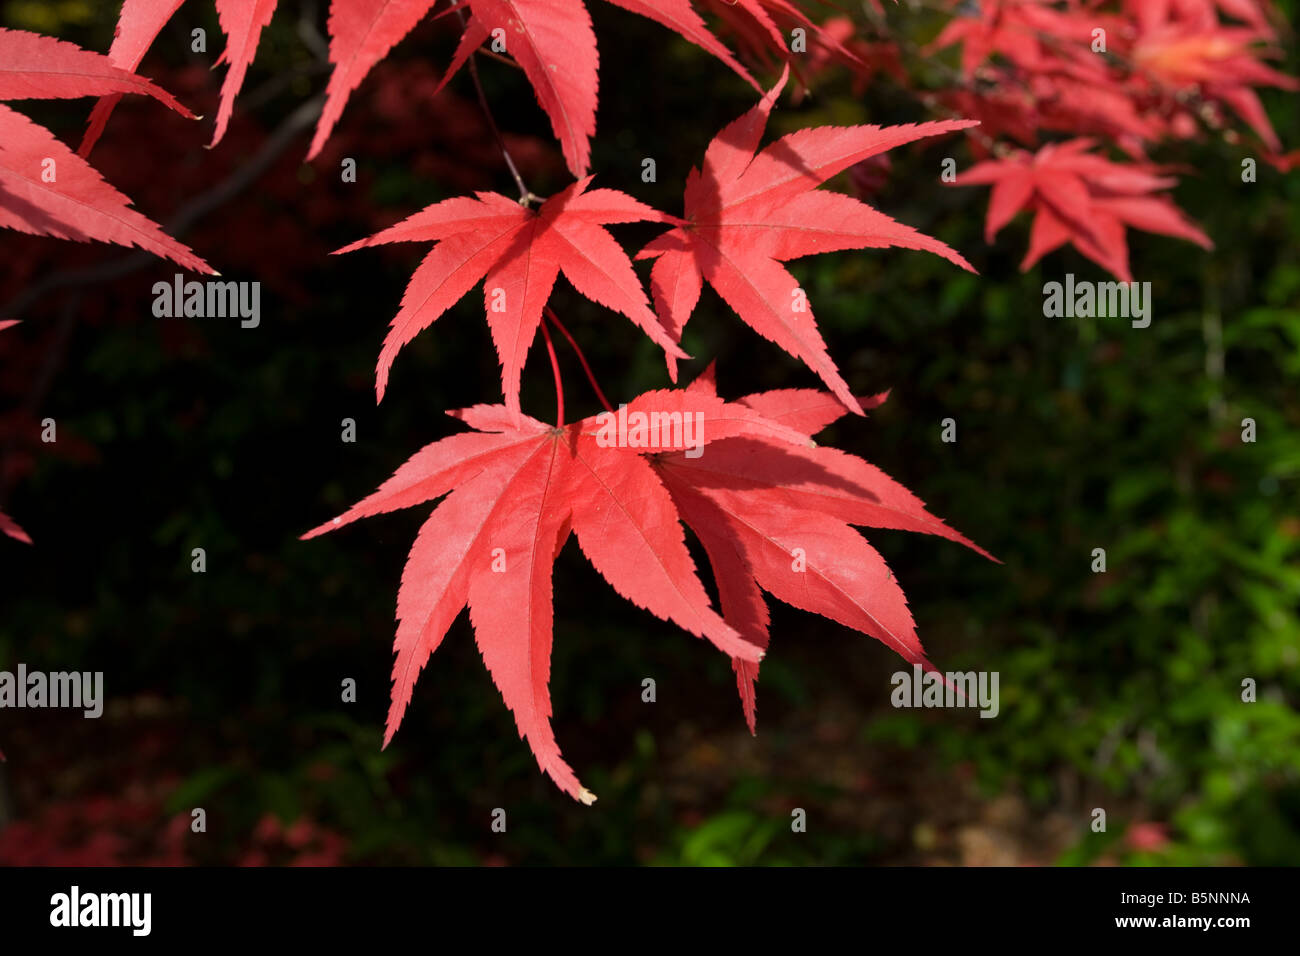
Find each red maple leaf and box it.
[0,511,30,545]
[926,0,1113,82]
[1130,13,1298,151]
[303,387,807,801]
[80,0,279,154]
[929,0,1295,156]
[1124,0,1276,39]
[0,27,211,272]
[926,1,1162,149]
[658,365,993,730]
[956,138,1213,280]
[697,0,871,83]
[337,177,688,418]
[304,370,989,800]
[795,16,904,99]
[637,67,976,413]
[308,0,756,173]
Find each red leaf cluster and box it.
[305,370,991,801]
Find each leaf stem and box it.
[545,308,614,415]
[455,7,535,204]
[539,317,565,427]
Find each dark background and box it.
[1,0,1297,865]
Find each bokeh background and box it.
[1,0,1297,865]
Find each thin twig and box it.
[296,1,331,61]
